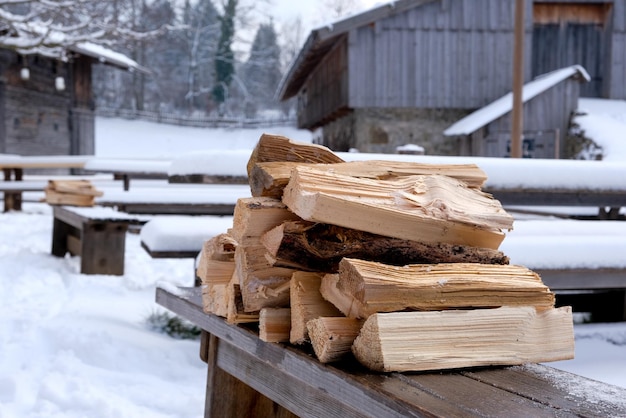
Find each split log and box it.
[250,160,488,198]
[226,274,259,324]
[48,180,104,196]
[246,134,344,177]
[307,317,364,363]
[234,239,295,312]
[230,197,301,245]
[282,166,513,250]
[289,272,343,345]
[321,258,555,319]
[261,220,509,273]
[351,306,575,372]
[259,308,291,343]
[44,190,95,206]
[196,233,237,281]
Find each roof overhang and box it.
[70,42,151,74]
[277,0,439,101]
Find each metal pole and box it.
[511,0,525,158]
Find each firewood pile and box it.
[196,134,575,373]
[44,180,103,206]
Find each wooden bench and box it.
[140,215,234,285]
[1,156,92,211]
[156,286,626,418]
[83,158,171,191]
[51,205,148,275]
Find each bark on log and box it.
[261,220,509,273]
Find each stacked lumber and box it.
[197,133,574,373]
[44,180,103,206]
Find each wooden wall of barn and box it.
[461,78,581,158]
[297,36,350,129]
[347,0,532,109]
[608,0,626,99]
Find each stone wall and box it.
[320,107,471,155]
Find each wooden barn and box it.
[444,65,590,158]
[0,43,146,158]
[278,0,626,157]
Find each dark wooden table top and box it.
[156,286,626,418]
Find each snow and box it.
[168,150,251,177]
[2,108,626,417]
[140,216,234,252]
[443,65,590,136]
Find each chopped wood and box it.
[289,272,343,345]
[201,279,230,317]
[307,317,364,363]
[226,274,259,324]
[196,233,237,280]
[44,180,103,207]
[250,160,488,198]
[259,308,291,343]
[48,180,104,196]
[351,306,575,372]
[246,134,344,177]
[321,258,555,319]
[281,166,513,250]
[230,197,301,245]
[261,220,509,273]
[234,240,295,312]
[44,189,95,206]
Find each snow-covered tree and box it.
[0,0,170,58]
[212,0,236,109]
[241,21,282,117]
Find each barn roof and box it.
[443,65,591,136]
[277,0,439,101]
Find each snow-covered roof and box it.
[70,42,150,74]
[278,0,438,100]
[443,65,591,136]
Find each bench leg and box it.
[81,223,128,275]
[51,218,72,257]
[204,334,297,418]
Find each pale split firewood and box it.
[44,189,95,206]
[322,258,555,319]
[261,220,509,273]
[234,240,295,312]
[259,308,291,343]
[196,233,237,283]
[351,306,575,372]
[230,197,301,245]
[226,274,259,324]
[201,282,229,317]
[249,160,488,198]
[47,180,104,196]
[281,166,513,250]
[307,317,364,363]
[246,133,344,177]
[289,272,343,345]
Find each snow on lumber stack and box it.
[196,134,574,373]
[44,180,103,206]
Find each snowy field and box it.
[2,104,626,417]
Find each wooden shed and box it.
[0,43,146,160]
[278,0,625,157]
[444,65,590,158]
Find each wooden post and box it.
[511,0,525,158]
[80,222,128,275]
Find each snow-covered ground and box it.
[2,106,626,417]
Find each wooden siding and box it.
[348,0,530,110]
[478,79,581,158]
[298,36,350,129]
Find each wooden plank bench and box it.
[156,286,626,418]
[51,205,148,275]
[83,158,171,191]
[140,215,234,285]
